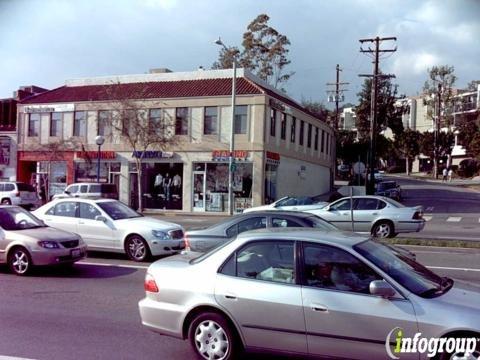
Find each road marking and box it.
[427,266,480,272]
[77,261,149,269]
[423,215,432,221]
[446,217,462,222]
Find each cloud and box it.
[139,0,177,9]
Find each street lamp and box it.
[215,37,237,216]
[95,135,105,183]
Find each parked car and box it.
[307,195,425,238]
[185,210,337,252]
[139,228,480,360]
[0,181,41,209]
[33,198,184,261]
[0,205,86,275]
[242,196,327,213]
[52,183,118,200]
[375,180,402,201]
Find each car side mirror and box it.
[95,215,107,222]
[64,190,71,195]
[369,280,396,299]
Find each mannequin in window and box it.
[163,173,172,202]
[154,173,163,196]
[172,173,182,197]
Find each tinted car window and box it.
[237,217,267,234]
[0,184,4,191]
[79,185,88,193]
[303,243,381,294]
[88,185,100,193]
[330,199,352,211]
[303,216,338,231]
[226,224,238,238]
[79,202,101,220]
[16,183,34,192]
[355,198,379,210]
[236,241,295,284]
[67,185,79,194]
[377,200,387,209]
[100,184,117,193]
[53,202,78,217]
[272,217,302,228]
[4,183,15,191]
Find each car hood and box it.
[433,281,480,312]
[115,216,182,230]
[6,226,80,242]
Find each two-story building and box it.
[17,68,334,213]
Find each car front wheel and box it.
[8,247,32,275]
[188,312,238,360]
[372,221,394,238]
[124,235,150,262]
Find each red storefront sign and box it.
[212,150,249,161]
[266,151,280,161]
[76,151,116,159]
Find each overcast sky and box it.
[1,0,479,108]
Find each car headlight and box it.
[38,240,60,249]
[152,230,171,240]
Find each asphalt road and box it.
[0,245,479,360]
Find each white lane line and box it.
[446,217,462,222]
[427,266,480,272]
[0,356,36,360]
[423,215,433,221]
[77,261,148,269]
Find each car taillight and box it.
[144,273,159,293]
[413,211,423,220]
[184,234,190,251]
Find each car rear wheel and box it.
[124,235,150,262]
[8,247,32,275]
[188,312,238,360]
[1,198,11,205]
[372,221,394,238]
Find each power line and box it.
[326,64,349,130]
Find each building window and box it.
[175,107,189,135]
[50,113,62,137]
[98,110,112,137]
[291,117,296,143]
[299,120,305,146]
[28,113,40,137]
[204,107,218,135]
[234,105,247,134]
[321,130,325,153]
[314,127,319,150]
[270,108,276,137]
[280,113,286,140]
[149,109,164,136]
[74,111,87,137]
[326,133,330,155]
[307,123,312,148]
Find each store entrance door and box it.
[192,171,205,212]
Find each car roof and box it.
[48,197,118,204]
[66,182,116,186]
[238,210,318,218]
[236,227,369,247]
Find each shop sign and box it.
[76,151,116,159]
[266,151,280,165]
[132,151,174,159]
[24,104,75,113]
[212,150,249,161]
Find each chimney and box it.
[149,68,173,74]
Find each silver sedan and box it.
[139,228,480,360]
[0,206,87,275]
[307,195,425,238]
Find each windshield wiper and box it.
[420,277,453,298]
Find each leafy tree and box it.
[456,118,480,156]
[212,14,293,89]
[301,99,329,122]
[419,131,455,164]
[470,133,480,161]
[355,77,404,139]
[422,65,457,177]
[394,129,421,175]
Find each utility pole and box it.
[326,64,349,131]
[359,36,397,195]
[433,83,442,179]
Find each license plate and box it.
[71,249,82,258]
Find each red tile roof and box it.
[21,77,326,123]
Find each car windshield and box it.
[303,215,338,231]
[354,240,452,298]
[97,201,143,220]
[0,207,46,230]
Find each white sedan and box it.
[33,198,185,261]
[243,196,327,213]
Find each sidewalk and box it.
[386,172,480,186]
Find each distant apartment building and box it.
[17,68,334,213]
[340,107,357,131]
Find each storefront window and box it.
[75,162,109,183]
[49,161,67,197]
[265,163,278,204]
[140,163,183,210]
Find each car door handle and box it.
[372,213,378,216]
[224,293,237,300]
[311,304,329,313]
[78,221,85,225]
